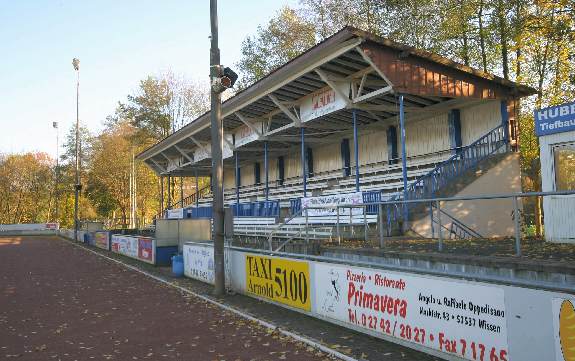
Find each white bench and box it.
[284,214,378,225]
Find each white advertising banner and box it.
[183,243,231,287]
[193,135,233,162]
[111,235,138,259]
[314,263,509,361]
[194,147,210,163]
[301,192,363,216]
[166,157,183,172]
[223,134,233,159]
[300,83,350,123]
[235,121,263,148]
[167,208,185,219]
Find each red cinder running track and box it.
[0,236,330,360]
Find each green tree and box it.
[236,6,317,88]
[0,152,55,224]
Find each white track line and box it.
[68,239,359,361]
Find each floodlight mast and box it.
[72,58,81,242]
[53,121,59,223]
[210,0,225,296]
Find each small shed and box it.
[536,101,575,243]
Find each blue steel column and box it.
[399,94,409,222]
[353,109,360,192]
[235,150,240,208]
[301,127,307,197]
[264,141,269,201]
[194,170,199,209]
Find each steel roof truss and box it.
[235,112,263,138]
[268,94,301,127]
[174,144,194,163]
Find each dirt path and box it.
[0,236,331,361]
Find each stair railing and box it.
[385,125,507,234]
[158,185,212,219]
[402,125,507,203]
[430,203,483,239]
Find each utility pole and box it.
[53,121,59,223]
[210,0,225,296]
[72,58,81,241]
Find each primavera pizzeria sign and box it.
[315,263,508,360]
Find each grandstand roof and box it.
[137,26,536,176]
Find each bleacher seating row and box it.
[219,151,449,205]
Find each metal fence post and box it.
[349,207,353,236]
[513,196,521,256]
[378,203,384,248]
[363,205,368,242]
[336,205,341,244]
[436,200,443,252]
[305,208,309,246]
[386,204,391,237]
[430,201,434,239]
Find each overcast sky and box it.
[0,0,296,156]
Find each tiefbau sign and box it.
[535,101,575,136]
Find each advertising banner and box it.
[183,243,230,286]
[94,231,109,250]
[167,208,184,219]
[300,83,350,122]
[45,223,59,230]
[138,237,154,264]
[245,254,311,311]
[193,135,233,162]
[314,263,508,361]
[301,192,363,217]
[552,296,575,361]
[111,235,138,259]
[535,101,575,136]
[166,157,184,172]
[235,121,263,147]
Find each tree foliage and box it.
[0,153,55,224]
[115,72,210,141]
[236,6,317,89]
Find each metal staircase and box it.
[387,124,508,238]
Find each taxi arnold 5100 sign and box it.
[245,254,311,311]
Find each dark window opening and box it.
[387,126,398,165]
[449,109,462,153]
[277,156,285,185]
[254,162,261,185]
[306,147,314,178]
[341,138,351,177]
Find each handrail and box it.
[431,203,482,239]
[266,206,307,251]
[158,184,212,220]
[384,125,507,229]
[394,124,506,203]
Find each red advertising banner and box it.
[138,237,154,263]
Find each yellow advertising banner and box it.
[245,254,311,311]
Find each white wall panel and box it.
[313,142,341,174]
[460,100,501,146]
[405,113,450,157]
[357,131,388,166]
[285,152,302,179]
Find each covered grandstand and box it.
[137,26,535,243]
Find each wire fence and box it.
[261,190,575,258]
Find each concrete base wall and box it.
[412,153,522,238]
[321,246,575,292]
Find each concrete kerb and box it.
[61,236,359,361]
